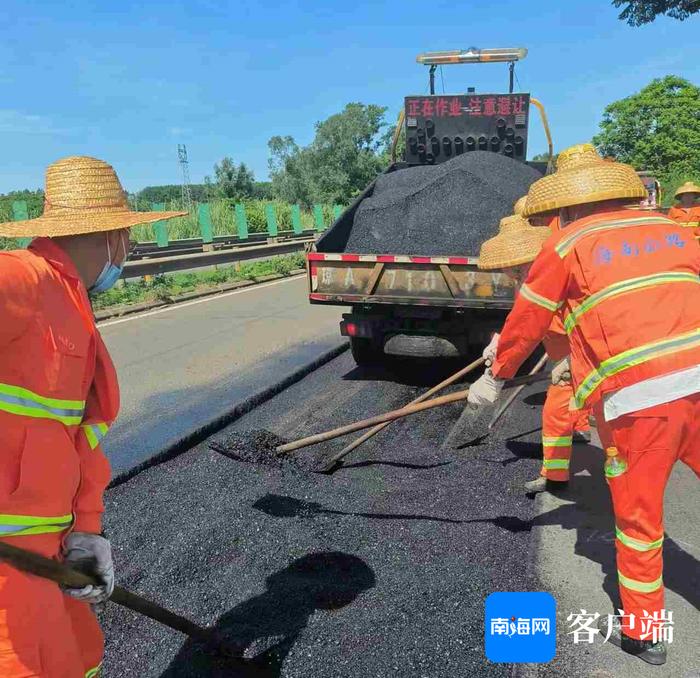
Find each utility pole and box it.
[177,144,193,213]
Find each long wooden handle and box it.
[276,388,470,454]
[0,541,214,647]
[317,356,486,473]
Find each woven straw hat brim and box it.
[523,161,646,216]
[0,209,188,238]
[675,182,700,197]
[478,226,550,270]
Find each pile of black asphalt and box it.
[346,152,542,256]
[101,353,545,677]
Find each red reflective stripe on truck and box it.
[341,254,360,262]
[307,253,478,265]
[377,255,396,263]
[307,253,326,261]
[410,256,432,264]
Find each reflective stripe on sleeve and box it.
[0,382,84,425]
[85,663,102,678]
[555,216,675,258]
[519,284,562,312]
[615,527,664,552]
[563,272,700,334]
[617,570,663,594]
[542,436,573,448]
[542,459,570,470]
[574,327,700,408]
[82,422,110,450]
[0,513,73,537]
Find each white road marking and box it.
[97,275,304,328]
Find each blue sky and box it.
[0,0,697,193]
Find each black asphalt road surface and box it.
[101,351,546,677]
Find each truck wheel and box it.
[350,337,383,366]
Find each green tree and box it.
[612,0,699,25]
[213,157,256,199]
[269,103,389,205]
[592,76,700,182]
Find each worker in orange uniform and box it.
[0,156,184,678]
[469,144,700,666]
[668,181,700,235]
[516,197,590,492]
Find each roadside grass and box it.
[91,252,305,311]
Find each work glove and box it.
[62,532,115,604]
[467,369,504,407]
[482,333,500,367]
[551,357,572,385]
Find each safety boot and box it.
[598,615,667,665]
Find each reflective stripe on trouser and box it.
[0,535,104,678]
[541,383,574,481]
[596,395,700,640]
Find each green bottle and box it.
[604,447,627,479]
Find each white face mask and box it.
[89,232,128,293]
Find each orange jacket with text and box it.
[492,210,700,410]
[0,237,118,550]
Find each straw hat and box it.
[478,214,551,270]
[513,195,527,216]
[674,181,700,198]
[522,143,646,216]
[0,156,187,237]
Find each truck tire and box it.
[350,337,383,366]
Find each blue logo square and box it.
[485,592,556,663]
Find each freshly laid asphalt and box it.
[98,276,344,474]
[101,351,546,677]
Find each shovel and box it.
[277,371,551,456]
[0,541,242,660]
[315,356,486,474]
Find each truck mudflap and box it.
[307,252,516,309]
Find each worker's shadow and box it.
[159,551,376,678]
[252,492,532,533]
[533,445,700,615]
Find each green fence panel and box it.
[313,204,324,231]
[12,200,29,221]
[11,201,31,248]
[151,203,169,248]
[264,203,278,237]
[290,204,303,235]
[333,205,343,221]
[198,203,214,244]
[235,204,248,239]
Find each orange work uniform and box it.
[492,210,700,640]
[0,238,118,677]
[668,204,700,237]
[540,316,589,482]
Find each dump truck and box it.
[306,48,554,366]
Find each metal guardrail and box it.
[123,238,314,278]
[129,230,317,260]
